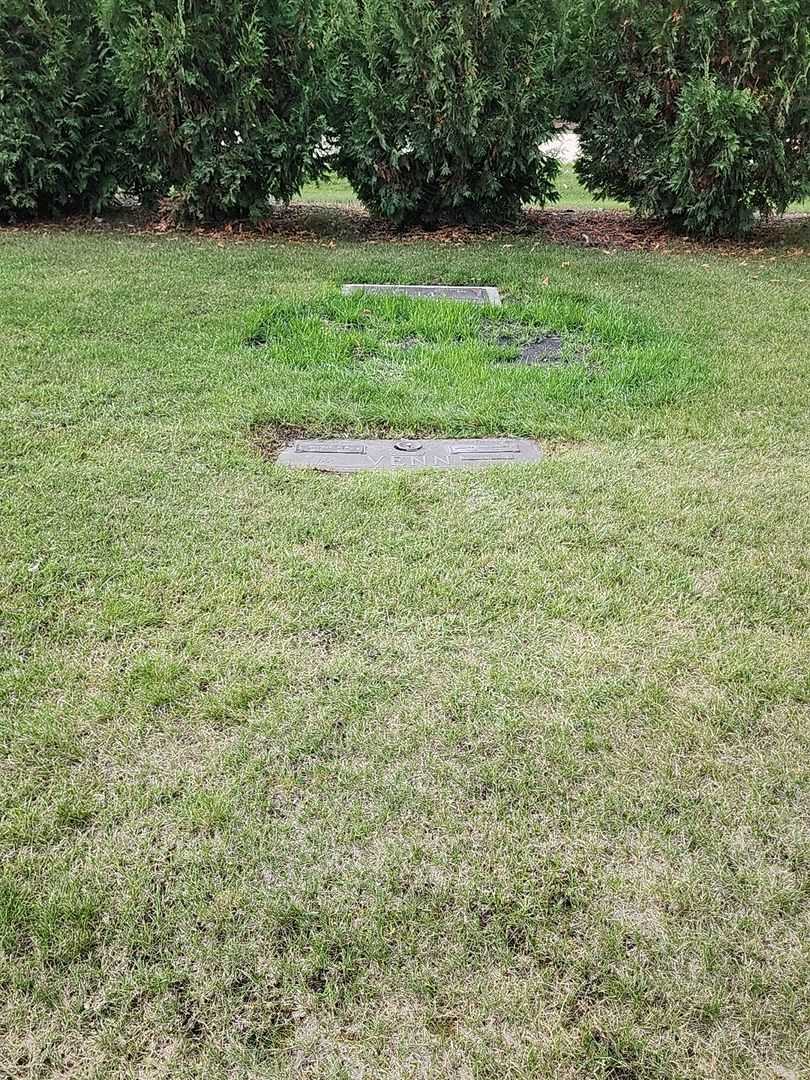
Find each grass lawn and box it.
[300,173,360,204]
[1,221,809,1079]
[299,164,626,209]
[299,164,810,213]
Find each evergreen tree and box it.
[101,0,334,220]
[0,0,127,219]
[570,0,810,238]
[333,0,561,227]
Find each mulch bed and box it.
[3,200,808,258]
[531,208,809,257]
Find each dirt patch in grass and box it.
[515,333,567,365]
[488,325,593,367]
[251,421,317,456]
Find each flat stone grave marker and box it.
[341,283,501,306]
[276,437,541,473]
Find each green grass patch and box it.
[300,164,810,214]
[299,164,621,209]
[244,290,707,435]
[299,173,360,204]
[1,228,809,1078]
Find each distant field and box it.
[298,164,624,209]
[299,173,360,204]
[299,164,810,215]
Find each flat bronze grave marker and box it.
[276,437,541,473]
[341,284,502,306]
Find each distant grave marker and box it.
[276,437,541,473]
[341,284,502,306]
